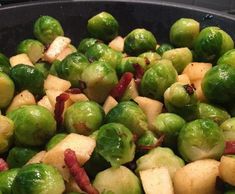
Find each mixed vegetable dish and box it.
[1,10,235,194]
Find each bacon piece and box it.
[224,141,235,155]
[183,84,195,95]
[64,149,99,194]
[133,63,145,86]
[110,72,133,101]
[66,88,82,94]
[138,135,165,151]
[0,158,8,172]
[54,93,70,127]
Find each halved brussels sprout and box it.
[77,38,98,54]
[105,101,148,136]
[49,59,61,76]
[10,64,44,96]
[34,62,50,78]
[0,168,19,194]
[140,59,177,101]
[0,53,11,75]
[46,133,67,151]
[217,49,235,67]
[220,118,235,141]
[96,123,135,167]
[34,15,64,44]
[87,12,119,42]
[64,101,105,135]
[124,28,157,56]
[178,119,225,162]
[170,18,200,48]
[12,163,65,194]
[7,105,56,147]
[93,166,143,194]
[156,43,174,56]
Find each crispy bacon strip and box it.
[138,135,165,150]
[224,141,235,155]
[66,88,82,94]
[0,158,8,172]
[133,63,145,86]
[110,72,133,101]
[64,149,99,194]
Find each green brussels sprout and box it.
[136,147,185,177]
[170,18,200,48]
[81,61,118,103]
[178,119,225,162]
[193,26,234,62]
[0,72,15,109]
[10,64,44,96]
[57,52,89,87]
[137,130,158,147]
[156,43,174,56]
[140,59,177,101]
[164,83,198,121]
[34,15,64,45]
[220,118,235,141]
[225,191,235,194]
[162,47,193,73]
[0,115,14,154]
[105,101,148,136]
[124,28,157,56]
[12,163,65,194]
[0,168,19,194]
[49,59,61,76]
[16,39,45,63]
[64,101,105,135]
[202,64,235,104]
[138,51,161,64]
[77,38,98,54]
[7,147,39,168]
[87,12,119,42]
[152,113,185,148]
[96,123,135,167]
[93,166,143,194]
[197,102,230,125]
[7,105,56,147]
[0,53,11,75]
[217,49,235,67]
[34,62,50,78]
[46,133,67,150]
[116,56,146,76]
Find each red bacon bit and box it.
[0,158,8,172]
[66,88,82,94]
[183,84,195,95]
[54,93,70,127]
[133,63,145,86]
[110,72,133,101]
[224,141,235,155]
[64,149,99,194]
[138,134,165,151]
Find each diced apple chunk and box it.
[103,95,118,114]
[42,133,96,181]
[177,74,191,85]
[10,53,34,67]
[26,150,47,165]
[6,90,36,113]
[65,178,84,193]
[219,156,235,186]
[108,36,124,52]
[56,44,77,61]
[37,95,54,113]
[140,167,174,194]
[44,74,71,91]
[193,80,206,102]
[69,93,89,103]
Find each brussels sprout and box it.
[77,38,98,54]
[164,83,198,121]
[156,43,174,56]
[140,59,177,101]
[93,166,143,194]
[34,15,64,45]
[7,147,38,168]
[16,39,45,63]
[202,64,235,104]
[57,52,89,87]
[116,56,146,76]
[138,51,161,64]
[137,130,158,147]
[10,64,44,96]
[46,133,67,150]
[87,12,119,42]
[124,28,157,56]
[197,102,230,125]
[0,168,19,194]
[193,26,234,62]
[136,147,185,177]
[105,101,148,136]
[217,49,235,67]
[85,42,108,61]
[152,113,185,148]
[0,115,14,154]
[49,59,61,76]
[64,101,105,135]
[0,53,11,75]
[12,163,65,194]
[170,18,200,48]
[96,123,135,167]
[225,191,235,194]
[7,105,56,147]
[162,47,193,73]
[0,72,15,109]
[34,62,50,78]
[81,61,118,103]
[220,118,235,141]
[178,119,225,162]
